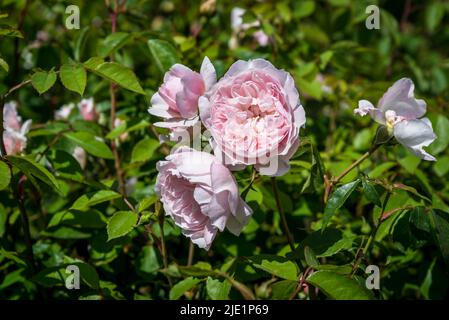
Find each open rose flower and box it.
[355,78,436,161]
[78,98,98,122]
[155,147,253,250]
[2,101,32,156]
[229,7,270,48]
[199,59,306,176]
[148,57,216,141]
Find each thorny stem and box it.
[289,267,313,300]
[324,144,381,203]
[271,177,295,251]
[107,0,128,198]
[14,175,36,271]
[351,192,391,276]
[187,241,194,267]
[155,201,172,287]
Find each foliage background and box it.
[0,0,449,300]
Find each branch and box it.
[271,177,295,251]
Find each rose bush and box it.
[0,0,448,302]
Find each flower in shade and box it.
[72,146,87,169]
[78,98,98,122]
[355,78,437,161]
[229,7,270,48]
[2,101,32,155]
[199,59,306,176]
[55,103,75,120]
[148,57,216,141]
[155,147,253,250]
[114,118,129,142]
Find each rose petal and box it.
[393,118,437,161]
[378,78,426,120]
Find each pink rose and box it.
[148,57,216,140]
[78,98,98,122]
[355,78,436,161]
[199,59,306,176]
[55,103,75,120]
[2,101,32,155]
[155,147,253,250]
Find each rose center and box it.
[385,109,404,128]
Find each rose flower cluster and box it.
[149,57,305,250]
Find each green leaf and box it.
[64,132,114,159]
[137,196,157,213]
[131,138,159,163]
[74,27,90,61]
[83,57,104,70]
[271,280,297,300]
[322,179,360,230]
[297,78,322,100]
[31,70,57,94]
[428,115,449,155]
[362,178,381,207]
[85,60,145,95]
[48,209,106,229]
[71,190,121,211]
[247,255,298,281]
[295,0,315,18]
[51,150,83,182]
[0,57,9,72]
[137,246,161,275]
[0,161,11,190]
[147,39,181,74]
[178,265,215,278]
[296,228,354,258]
[106,121,127,140]
[429,210,449,266]
[59,64,87,95]
[0,28,23,38]
[425,3,445,33]
[304,246,319,267]
[206,277,232,300]
[107,211,138,241]
[169,277,201,300]
[98,32,132,58]
[307,271,374,300]
[74,262,100,289]
[0,248,27,268]
[7,156,60,192]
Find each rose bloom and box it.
[199,59,306,176]
[78,98,98,122]
[355,78,436,161]
[229,7,270,48]
[55,103,75,120]
[148,57,216,141]
[155,147,253,250]
[2,101,32,155]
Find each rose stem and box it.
[106,0,128,198]
[324,143,381,203]
[351,191,391,276]
[271,177,295,251]
[187,241,194,267]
